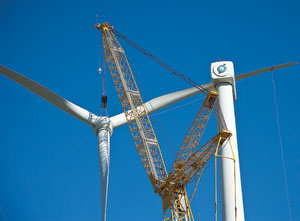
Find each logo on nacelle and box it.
[217,65,227,73]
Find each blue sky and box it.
[0,0,299,220]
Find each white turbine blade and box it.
[235,62,297,81]
[0,65,98,126]
[110,82,213,128]
[96,129,110,221]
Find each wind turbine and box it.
[0,61,295,220]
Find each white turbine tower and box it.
[0,61,295,221]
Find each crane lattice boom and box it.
[161,130,231,221]
[98,22,168,189]
[169,90,218,179]
[161,129,231,194]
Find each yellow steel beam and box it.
[98,23,168,190]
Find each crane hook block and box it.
[101,95,108,108]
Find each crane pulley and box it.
[96,22,233,221]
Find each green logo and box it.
[217,65,226,73]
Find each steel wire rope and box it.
[102,45,107,97]
[110,27,231,131]
[101,45,108,117]
[110,27,208,94]
[271,70,293,221]
[98,29,108,116]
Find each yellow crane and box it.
[157,93,231,220]
[96,22,232,220]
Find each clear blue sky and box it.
[0,0,299,220]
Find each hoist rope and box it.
[101,45,108,116]
[271,71,292,221]
[97,20,108,116]
[110,27,208,94]
[102,46,107,96]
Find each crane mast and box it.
[97,22,232,221]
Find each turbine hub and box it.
[93,116,113,136]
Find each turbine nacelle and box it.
[211,61,237,100]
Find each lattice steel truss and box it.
[160,130,232,221]
[100,23,168,189]
[169,91,218,180]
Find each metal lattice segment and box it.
[170,130,231,187]
[169,91,218,178]
[110,27,208,95]
[163,192,194,221]
[99,23,168,187]
[161,130,231,221]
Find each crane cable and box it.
[110,27,209,95]
[109,27,229,131]
[271,71,292,221]
[98,22,108,116]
